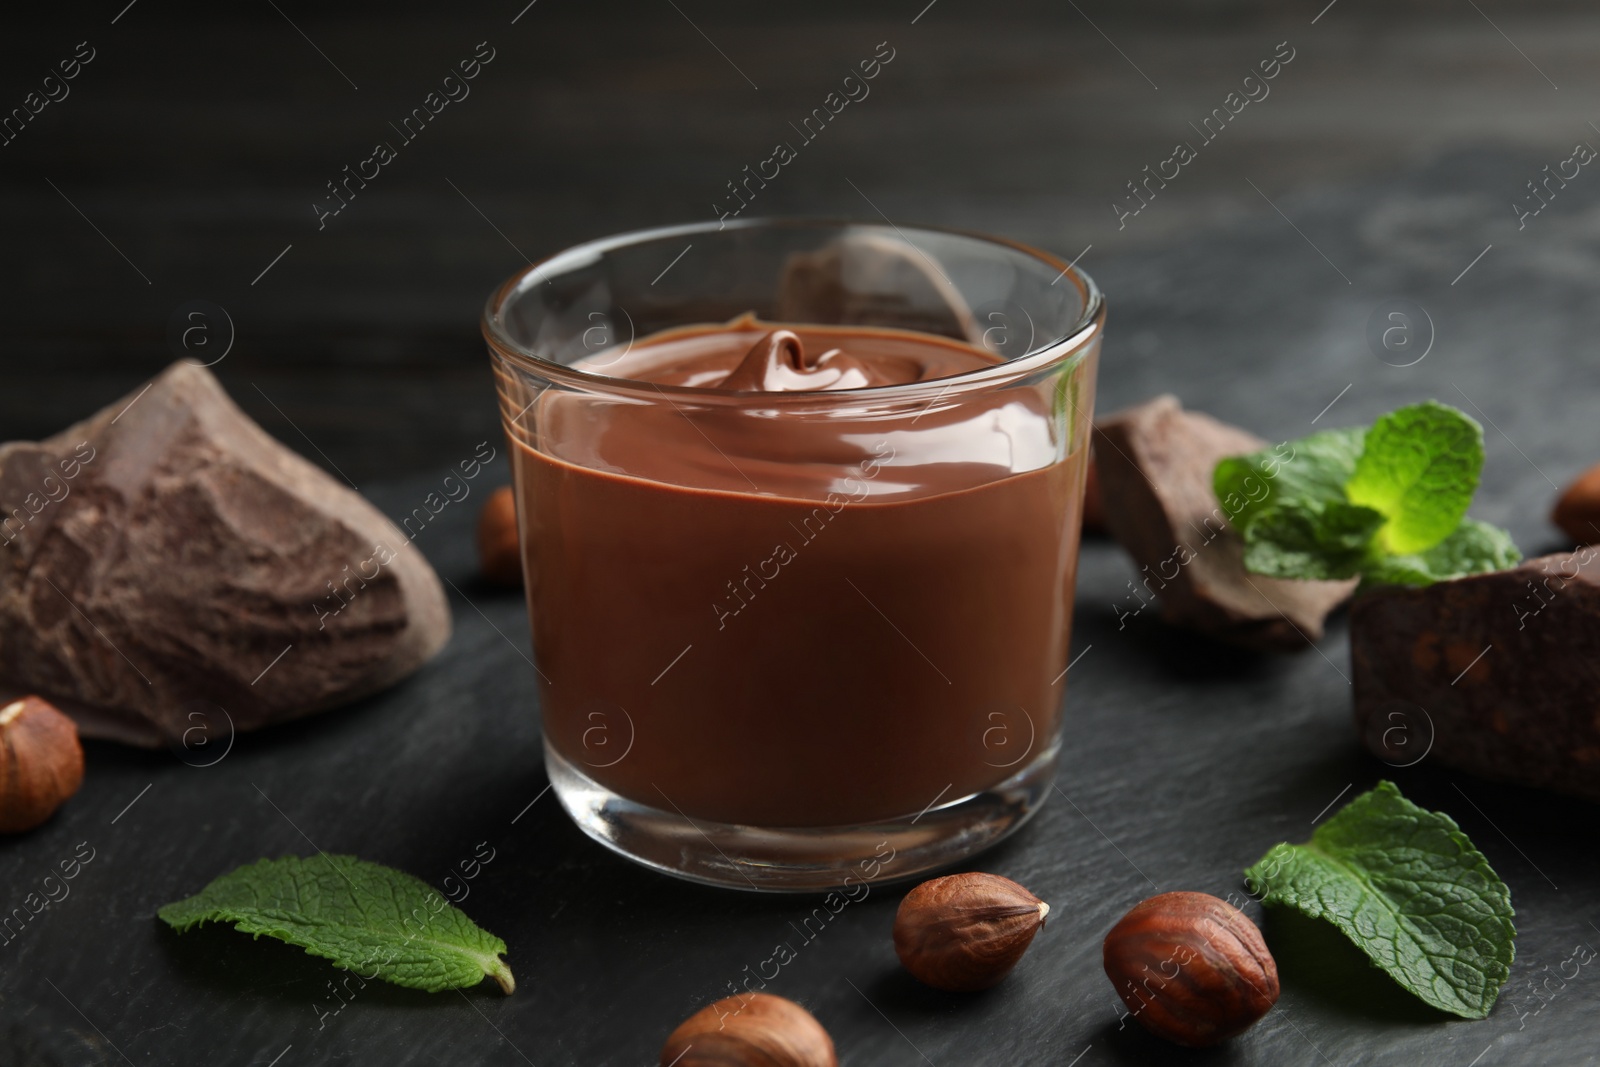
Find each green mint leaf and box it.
[1244,781,1514,1019]
[1215,402,1518,588]
[1362,518,1524,588]
[158,855,515,994]
[1345,401,1485,555]
[1214,426,1364,535]
[1051,353,1087,447]
[1240,501,1384,580]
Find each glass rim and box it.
[481,216,1104,406]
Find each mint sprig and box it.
[1345,403,1483,554]
[1245,782,1515,1019]
[159,855,515,994]
[1214,401,1519,586]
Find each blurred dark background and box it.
[5,0,1597,486]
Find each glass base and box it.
[545,738,1059,893]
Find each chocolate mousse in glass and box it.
[485,220,1102,890]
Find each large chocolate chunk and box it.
[777,231,982,343]
[1352,551,1600,803]
[1093,395,1356,651]
[0,362,451,746]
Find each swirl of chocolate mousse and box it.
[585,315,994,392]
[542,315,1056,500]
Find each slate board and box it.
[5,146,1600,1066]
[6,3,1600,1063]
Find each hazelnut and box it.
[477,485,523,587]
[0,696,85,833]
[893,872,1049,992]
[1103,891,1279,1047]
[1553,461,1600,545]
[660,992,836,1067]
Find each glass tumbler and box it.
[484,218,1103,891]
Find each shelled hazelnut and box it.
[1103,891,1279,1047]
[1553,461,1600,544]
[893,872,1050,992]
[0,695,85,833]
[477,485,523,587]
[660,992,836,1067]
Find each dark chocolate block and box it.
[1352,551,1600,802]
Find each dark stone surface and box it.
[4,3,1600,1065]
[1,455,1595,1066]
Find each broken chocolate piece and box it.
[1352,550,1600,803]
[1093,395,1356,651]
[0,362,451,747]
[776,231,982,343]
